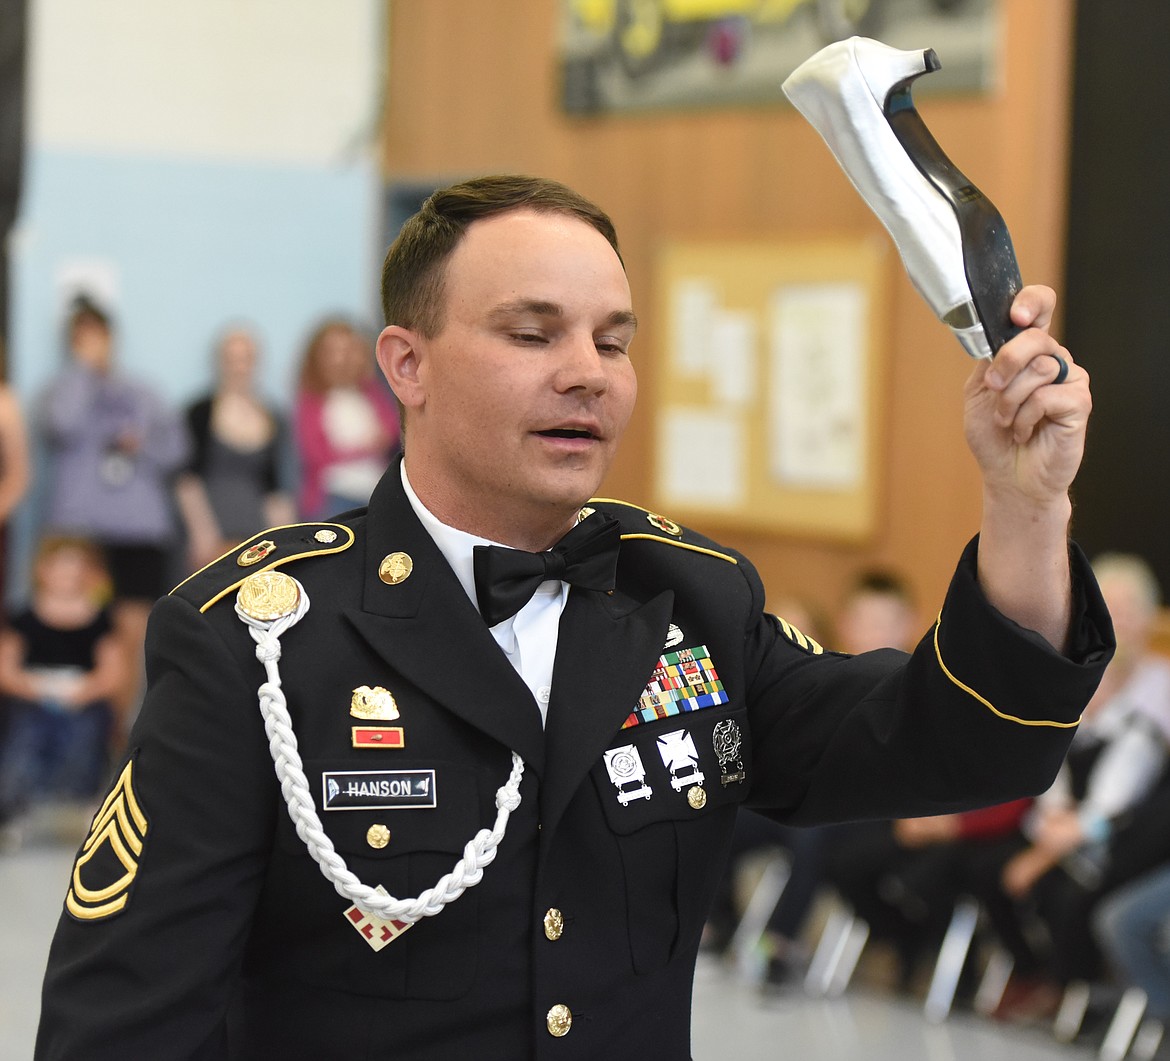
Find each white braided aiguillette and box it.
[235,576,525,924]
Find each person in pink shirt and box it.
[293,317,400,520]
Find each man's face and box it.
[391,209,638,547]
[837,592,916,654]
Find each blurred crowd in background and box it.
[0,291,400,835]
[3,292,1170,1056]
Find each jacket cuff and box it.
[932,536,1114,728]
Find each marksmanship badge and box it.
[712,718,746,786]
[603,744,653,805]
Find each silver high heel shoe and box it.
[783,37,1021,360]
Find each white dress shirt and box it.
[401,464,567,725]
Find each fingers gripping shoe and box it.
[782,36,1021,360]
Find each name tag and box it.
[321,770,437,811]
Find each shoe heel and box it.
[784,37,1021,359]
[880,52,1022,356]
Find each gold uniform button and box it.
[546,1003,572,1037]
[543,908,564,941]
[687,785,707,810]
[366,824,391,849]
[236,571,301,622]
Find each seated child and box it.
[0,535,124,838]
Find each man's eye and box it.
[511,332,546,344]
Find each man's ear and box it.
[376,325,425,410]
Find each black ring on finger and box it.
[1047,353,1069,385]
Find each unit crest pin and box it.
[237,539,277,567]
[646,512,681,536]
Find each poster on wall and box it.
[560,0,1000,115]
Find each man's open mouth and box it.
[538,428,598,440]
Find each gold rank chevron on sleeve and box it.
[65,759,148,921]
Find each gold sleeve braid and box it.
[932,613,1081,729]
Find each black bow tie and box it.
[473,513,621,628]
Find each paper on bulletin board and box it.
[709,310,756,406]
[769,283,865,489]
[671,278,718,376]
[653,239,888,541]
[656,407,746,510]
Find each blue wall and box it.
[12,147,379,403]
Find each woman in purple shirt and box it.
[38,295,188,737]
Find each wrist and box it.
[981,483,1072,531]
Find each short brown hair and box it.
[380,174,623,337]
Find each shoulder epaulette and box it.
[170,522,355,613]
[588,498,738,565]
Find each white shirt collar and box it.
[400,462,499,612]
[400,462,569,721]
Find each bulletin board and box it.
[652,239,890,541]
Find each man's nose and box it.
[557,334,608,394]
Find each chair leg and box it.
[924,897,980,1023]
[805,907,857,997]
[1098,986,1149,1061]
[1054,980,1093,1043]
[827,917,870,998]
[729,851,791,979]
[973,947,1014,1016]
[1131,1017,1165,1061]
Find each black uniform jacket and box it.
[36,462,1113,1060]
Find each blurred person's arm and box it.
[137,389,190,472]
[174,473,226,572]
[1067,722,1168,846]
[0,628,40,701]
[293,390,331,516]
[0,385,30,521]
[39,364,100,442]
[953,798,1031,840]
[263,491,297,528]
[66,629,127,709]
[894,815,961,847]
[1002,842,1061,899]
[261,409,297,527]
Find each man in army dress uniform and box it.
[36,176,1112,1060]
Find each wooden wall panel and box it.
[381,0,1073,639]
